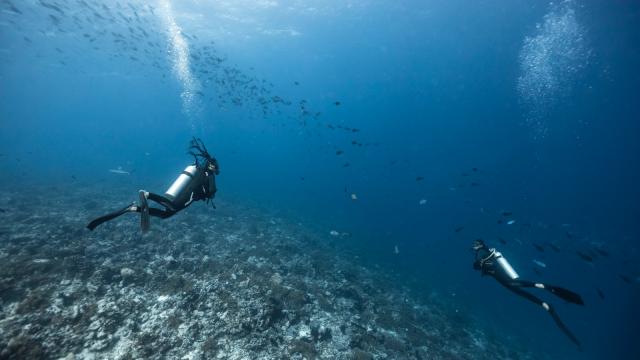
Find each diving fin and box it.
[547,286,584,305]
[139,190,150,232]
[510,280,584,306]
[548,307,582,348]
[87,202,137,231]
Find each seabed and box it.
[0,183,535,359]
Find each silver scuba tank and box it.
[494,251,520,280]
[164,165,197,201]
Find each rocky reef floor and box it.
[0,183,535,359]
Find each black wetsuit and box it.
[144,164,217,219]
[87,162,217,231]
[473,245,584,348]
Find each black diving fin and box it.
[139,190,150,232]
[546,286,584,305]
[87,202,137,231]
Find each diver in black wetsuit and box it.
[87,138,219,232]
[472,239,584,347]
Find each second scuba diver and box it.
[87,137,219,232]
[472,239,584,347]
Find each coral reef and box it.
[0,184,534,359]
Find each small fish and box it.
[619,274,632,284]
[533,243,545,252]
[49,14,60,24]
[394,245,399,255]
[498,237,507,245]
[471,182,479,187]
[533,259,547,268]
[350,193,358,201]
[343,163,350,167]
[6,1,22,14]
[594,248,609,257]
[507,220,516,225]
[334,101,341,106]
[0,208,6,213]
[546,242,561,252]
[497,219,503,224]
[454,226,464,233]
[71,175,77,180]
[419,199,427,205]
[39,0,65,15]
[576,251,593,263]
[108,167,130,175]
[336,150,344,155]
[329,230,339,237]
[416,176,424,181]
[502,211,512,217]
[300,177,305,181]
[618,274,632,284]
[472,167,478,172]
[294,81,299,85]
[596,288,605,300]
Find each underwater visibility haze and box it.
[1,0,639,359]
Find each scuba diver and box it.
[87,138,219,232]
[472,239,584,347]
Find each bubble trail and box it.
[517,0,590,138]
[159,0,202,131]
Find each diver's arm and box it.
[477,251,497,276]
[473,248,490,274]
[208,173,216,198]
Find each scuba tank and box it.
[494,251,520,280]
[165,165,198,201]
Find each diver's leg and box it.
[501,282,549,308]
[86,202,174,232]
[509,279,584,305]
[148,208,176,219]
[145,191,177,211]
[87,202,137,231]
[501,283,581,347]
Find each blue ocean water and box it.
[0,0,638,359]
